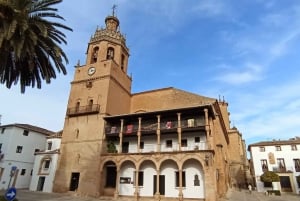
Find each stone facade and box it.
[53,13,247,201]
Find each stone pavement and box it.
[220,188,300,201]
[1,189,299,201]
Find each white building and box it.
[248,137,300,194]
[29,131,62,192]
[0,124,54,190]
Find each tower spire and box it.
[112,4,117,17]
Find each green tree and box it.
[260,171,280,182]
[0,0,72,93]
[260,171,280,190]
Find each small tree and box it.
[260,171,279,190]
[107,141,117,153]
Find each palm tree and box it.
[0,0,72,93]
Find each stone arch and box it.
[159,159,179,197]
[100,160,117,196]
[182,158,205,199]
[138,159,157,197]
[119,160,136,196]
[91,46,99,63]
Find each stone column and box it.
[114,167,120,199]
[119,119,124,153]
[177,113,181,151]
[156,115,161,152]
[134,169,139,200]
[178,169,183,201]
[204,109,211,149]
[155,169,161,201]
[137,117,142,153]
[204,109,209,135]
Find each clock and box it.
[88,67,96,75]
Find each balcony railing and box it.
[67,104,100,117]
[105,118,206,136]
[272,166,294,173]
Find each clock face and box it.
[88,67,96,75]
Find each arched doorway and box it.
[103,161,117,196]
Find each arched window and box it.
[38,157,52,175]
[88,99,93,111]
[91,47,99,63]
[106,47,114,60]
[121,54,125,70]
[75,101,80,112]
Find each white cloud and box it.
[227,78,300,142]
[215,63,263,84]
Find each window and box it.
[291,144,297,151]
[0,143,2,150]
[47,142,52,150]
[106,47,114,60]
[23,130,29,136]
[259,147,265,152]
[294,159,300,172]
[166,140,172,148]
[181,139,187,147]
[30,169,33,176]
[88,99,93,111]
[122,142,129,153]
[187,119,195,127]
[1,128,5,134]
[261,159,268,171]
[91,47,99,63]
[20,169,26,176]
[44,160,50,169]
[16,146,23,153]
[121,54,125,70]
[139,141,144,149]
[75,101,80,112]
[277,158,285,169]
[35,149,40,153]
[275,146,281,151]
[195,137,200,143]
[175,171,186,187]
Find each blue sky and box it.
[1,0,300,147]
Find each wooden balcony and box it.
[67,104,100,117]
[105,118,206,138]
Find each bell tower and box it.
[53,9,132,195]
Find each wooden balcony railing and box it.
[67,104,100,117]
[105,118,206,136]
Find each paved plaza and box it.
[1,189,299,201]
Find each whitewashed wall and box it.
[0,126,47,190]
[30,137,61,192]
[250,143,300,194]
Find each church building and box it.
[53,10,247,201]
